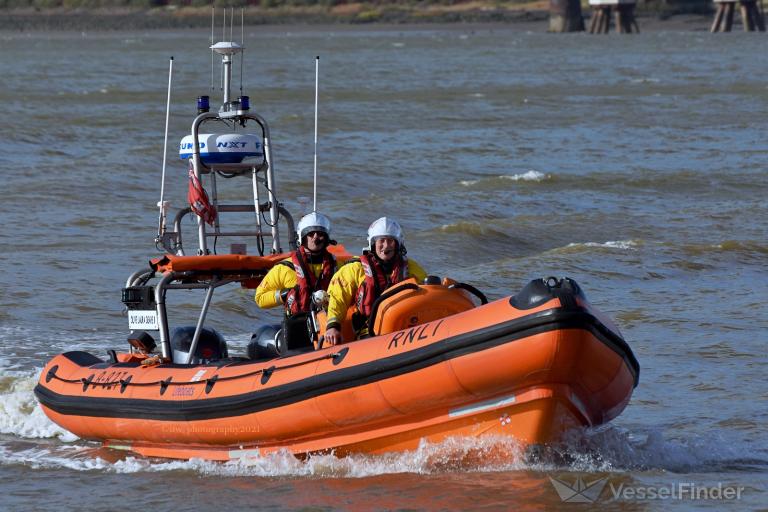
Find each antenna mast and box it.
[210,7,215,92]
[313,56,319,213]
[156,56,173,239]
[240,7,244,95]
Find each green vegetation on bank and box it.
[0,0,559,30]
[0,0,712,11]
[1,0,531,9]
[0,0,714,31]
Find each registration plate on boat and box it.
[128,310,159,330]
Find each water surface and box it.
[1,25,766,510]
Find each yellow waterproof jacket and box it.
[326,257,427,330]
[254,259,328,310]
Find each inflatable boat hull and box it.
[35,286,638,461]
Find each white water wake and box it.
[460,170,550,186]
[0,364,76,441]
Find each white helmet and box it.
[296,212,331,243]
[367,217,404,248]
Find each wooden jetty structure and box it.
[588,0,640,33]
[711,0,766,31]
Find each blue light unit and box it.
[197,95,210,113]
[239,96,250,110]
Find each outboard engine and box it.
[247,324,281,360]
[247,316,315,360]
[170,326,228,364]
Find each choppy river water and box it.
[1,23,766,511]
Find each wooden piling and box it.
[549,0,586,32]
[588,0,638,34]
[605,7,612,32]
[588,6,612,33]
[748,0,766,29]
[725,1,736,29]
[741,2,754,30]
[711,3,725,31]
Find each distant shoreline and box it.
[2,6,547,32]
[0,5,716,32]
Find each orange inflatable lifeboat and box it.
[35,260,639,461]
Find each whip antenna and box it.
[220,9,226,91]
[210,7,215,92]
[240,7,244,95]
[313,56,319,213]
[157,56,174,238]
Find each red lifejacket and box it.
[355,252,409,317]
[284,247,336,316]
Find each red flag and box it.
[188,168,217,226]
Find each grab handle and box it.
[448,282,488,304]
[367,283,420,336]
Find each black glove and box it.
[280,286,299,304]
